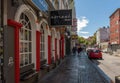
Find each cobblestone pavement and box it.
[38,52,106,83]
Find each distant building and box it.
[109,8,120,44]
[96,26,110,49]
[96,26,110,44]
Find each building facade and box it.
[1,0,75,83]
[69,0,77,52]
[96,26,110,48]
[109,8,120,44]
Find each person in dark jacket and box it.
[72,46,77,55]
[78,47,82,55]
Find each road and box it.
[92,53,120,83]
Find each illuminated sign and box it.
[71,35,78,40]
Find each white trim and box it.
[39,20,48,63]
[51,28,57,61]
[14,4,37,69]
[14,4,37,23]
[56,31,60,58]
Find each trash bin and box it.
[115,75,120,83]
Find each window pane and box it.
[20,42,23,53]
[20,29,23,40]
[29,42,31,52]
[28,23,31,30]
[25,15,29,22]
[24,43,26,52]
[29,53,32,63]
[20,54,24,66]
[29,31,31,41]
[25,30,28,40]
[25,54,28,65]
[19,13,32,67]
[23,29,25,40]
[20,13,24,19]
[22,43,25,52]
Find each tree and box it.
[78,36,86,44]
[77,34,96,47]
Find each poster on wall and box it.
[50,9,72,26]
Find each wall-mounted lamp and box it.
[65,29,70,39]
[39,12,43,17]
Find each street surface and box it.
[92,53,120,83]
[38,52,108,83]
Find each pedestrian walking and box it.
[72,46,77,55]
[78,47,82,55]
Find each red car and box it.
[88,49,102,59]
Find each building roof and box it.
[109,8,120,18]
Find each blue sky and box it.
[75,0,120,38]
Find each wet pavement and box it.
[38,52,106,83]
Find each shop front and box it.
[1,0,70,83]
[5,1,39,82]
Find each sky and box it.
[75,0,120,38]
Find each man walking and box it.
[72,46,77,55]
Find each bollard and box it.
[115,75,120,83]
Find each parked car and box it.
[87,48,93,55]
[88,49,102,59]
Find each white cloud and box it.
[77,16,89,38]
[77,16,89,31]
[79,31,89,34]
[81,36,89,39]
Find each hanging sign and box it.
[50,9,72,26]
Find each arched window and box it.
[19,13,32,67]
[40,24,45,60]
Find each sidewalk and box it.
[38,52,108,83]
[95,52,120,83]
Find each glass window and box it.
[40,24,45,60]
[116,20,119,25]
[52,0,55,6]
[19,13,32,67]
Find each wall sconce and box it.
[65,30,70,39]
[39,12,43,17]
